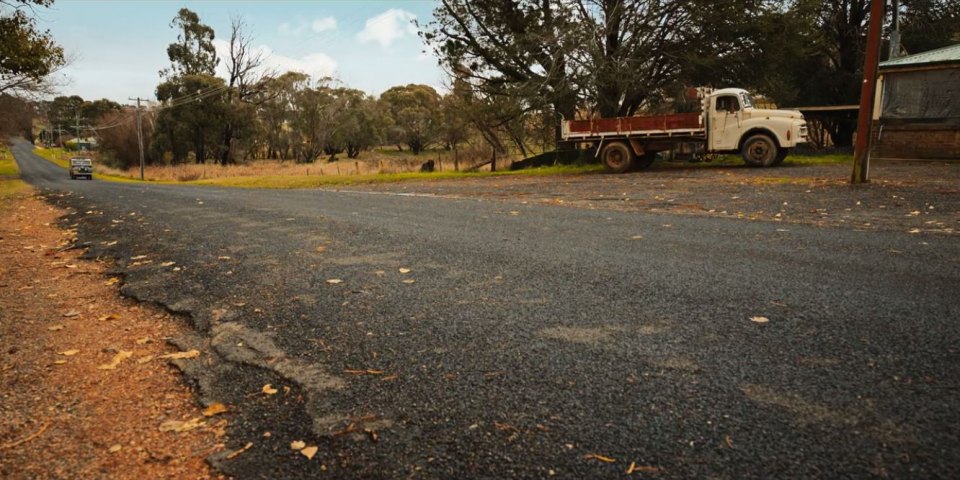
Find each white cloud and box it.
[279,16,338,37]
[213,39,337,81]
[311,16,337,33]
[357,9,418,47]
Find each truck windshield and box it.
[740,93,754,109]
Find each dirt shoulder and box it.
[345,160,960,235]
[0,191,221,479]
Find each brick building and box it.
[872,44,960,160]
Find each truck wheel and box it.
[634,152,657,170]
[601,142,634,173]
[772,148,790,166]
[741,134,778,167]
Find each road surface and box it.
[10,139,960,478]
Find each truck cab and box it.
[706,88,808,166]
[69,157,93,180]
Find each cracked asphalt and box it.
[10,138,960,478]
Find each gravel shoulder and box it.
[345,160,960,235]
[0,192,220,479]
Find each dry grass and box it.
[103,147,526,182]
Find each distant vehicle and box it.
[69,157,93,180]
[561,88,809,173]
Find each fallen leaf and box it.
[47,325,65,331]
[98,350,133,370]
[62,310,80,318]
[108,444,122,453]
[218,255,232,260]
[908,228,921,234]
[159,417,204,433]
[326,278,343,284]
[104,241,118,246]
[59,349,80,356]
[98,313,120,321]
[398,268,411,274]
[631,235,643,240]
[226,442,253,459]
[300,446,318,460]
[53,360,67,365]
[158,350,200,360]
[750,316,770,324]
[584,454,616,463]
[160,261,176,267]
[135,337,151,345]
[64,264,78,269]
[315,245,327,253]
[104,277,120,286]
[290,440,306,450]
[401,279,416,284]
[202,402,229,417]
[262,384,278,395]
[130,255,148,260]
[136,355,155,364]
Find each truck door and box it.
[708,95,742,151]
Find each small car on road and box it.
[69,157,93,180]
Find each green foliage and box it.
[899,0,960,54]
[378,84,441,154]
[163,8,218,77]
[0,0,64,96]
[328,88,385,159]
[153,74,228,163]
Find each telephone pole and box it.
[129,97,146,180]
[851,0,886,184]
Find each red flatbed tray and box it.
[566,113,701,136]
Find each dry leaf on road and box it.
[300,446,318,460]
[159,417,205,433]
[401,279,416,284]
[202,402,229,417]
[98,350,133,370]
[158,350,200,360]
[290,440,306,450]
[262,384,278,395]
[226,442,254,459]
[584,454,616,463]
[398,268,411,274]
[750,316,770,324]
[59,349,80,356]
[326,278,343,284]
[62,310,80,318]
[47,324,64,331]
[104,277,120,286]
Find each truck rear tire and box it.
[601,142,634,173]
[741,134,778,167]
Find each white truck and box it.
[561,88,808,173]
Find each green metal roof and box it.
[880,43,960,69]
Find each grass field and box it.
[30,144,852,189]
[0,144,28,200]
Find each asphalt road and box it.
[10,138,960,478]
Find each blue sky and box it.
[37,1,445,104]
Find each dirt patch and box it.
[0,192,221,478]
[345,160,960,234]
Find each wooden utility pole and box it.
[851,0,886,184]
[129,97,146,180]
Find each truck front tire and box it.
[741,134,778,167]
[601,142,634,173]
